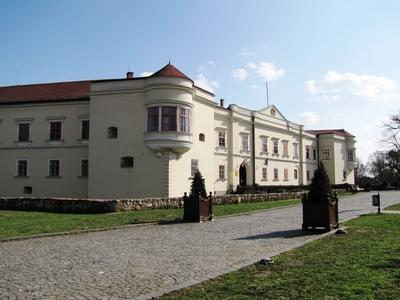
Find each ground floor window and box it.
[81,159,89,177]
[219,165,225,179]
[262,167,267,180]
[48,160,60,177]
[273,168,279,180]
[284,168,288,181]
[306,170,310,181]
[16,160,28,177]
[294,169,298,180]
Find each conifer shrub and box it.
[190,171,207,199]
[308,162,332,202]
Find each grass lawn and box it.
[385,203,400,211]
[161,214,400,300]
[0,198,300,239]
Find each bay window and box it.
[147,105,191,133]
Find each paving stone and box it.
[0,191,399,299]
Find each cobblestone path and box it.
[1,191,399,299]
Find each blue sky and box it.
[1,0,399,162]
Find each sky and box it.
[1,0,399,162]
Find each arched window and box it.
[199,133,205,142]
[108,127,118,139]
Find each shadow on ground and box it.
[235,228,326,240]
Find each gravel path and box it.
[1,191,399,299]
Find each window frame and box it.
[273,168,279,181]
[261,136,268,153]
[17,122,31,143]
[80,120,90,140]
[273,140,279,154]
[48,159,61,177]
[191,159,199,178]
[262,167,268,180]
[241,134,249,152]
[284,168,289,181]
[305,146,310,159]
[218,131,226,148]
[107,126,118,139]
[294,169,298,180]
[218,165,225,180]
[322,148,330,160]
[282,141,289,157]
[16,159,29,177]
[49,121,63,141]
[80,159,89,177]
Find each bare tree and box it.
[383,112,400,151]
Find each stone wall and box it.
[0,192,306,213]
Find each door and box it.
[239,164,247,186]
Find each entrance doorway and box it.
[239,164,247,186]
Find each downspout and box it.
[228,108,234,192]
[251,113,256,186]
[299,126,304,185]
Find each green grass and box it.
[161,214,400,300]
[0,198,300,239]
[385,203,400,211]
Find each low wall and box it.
[0,192,305,213]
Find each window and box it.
[161,106,177,131]
[262,167,268,180]
[120,156,134,168]
[306,170,310,181]
[322,148,330,160]
[81,159,89,177]
[273,168,279,180]
[23,186,32,194]
[18,123,30,142]
[191,159,199,177]
[179,107,190,132]
[81,120,89,140]
[219,165,225,179]
[108,127,118,139]
[199,133,205,141]
[49,121,62,141]
[293,143,299,158]
[273,140,279,154]
[148,106,191,133]
[313,149,317,160]
[348,150,354,161]
[218,131,226,147]
[283,141,289,156]
[241,135,249,151]
[147,107,159,131]
[284,168,289,181]
[306,146,310,159]
[16,160,28,177]
[261,137,268,153]
[48,160,60,177]
[294,169,298,180]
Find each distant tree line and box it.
[358,112,400,190]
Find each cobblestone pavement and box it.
[1,191,399,299]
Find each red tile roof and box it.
[306,129,355,137]
[151,63,192,81]
[0,81,91,105]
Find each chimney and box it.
[220,98,225,108]
[126,71,134,79]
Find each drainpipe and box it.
[299,126,304,185]
[228,107,234,192]
[251,113,256,186]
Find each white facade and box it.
[0,64,357,198]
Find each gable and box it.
[258,105,287,121]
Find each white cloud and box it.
[231,68,248,80]
[198,65,205,71]
[250,84,260,89]
[247,62,257,69]
[247,62,285,81]
[208,60,217,65]
[194,73,218,92]
[140,71,153,77]
[240,47,255,57]
[307,71,398,102]
[298,112,320,127]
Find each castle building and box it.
[0,63,357,198]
